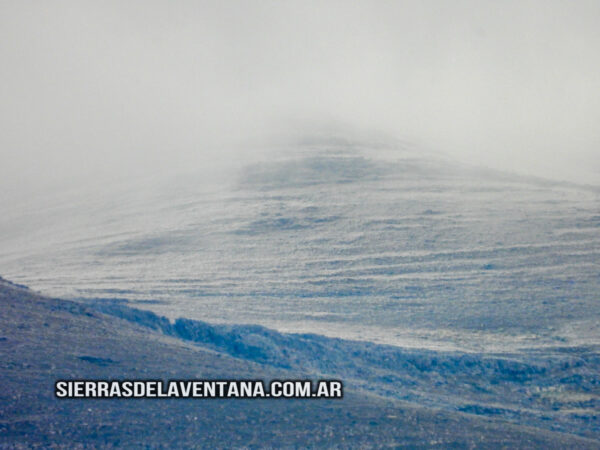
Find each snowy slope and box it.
[1,135,598,354]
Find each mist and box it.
[1,0,600,198]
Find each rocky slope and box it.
[1,277,597,448]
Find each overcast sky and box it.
[1,0,599,194]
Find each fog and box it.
[1,0,600,197]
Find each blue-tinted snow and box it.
[1,135,598,436]
[92,299,600,438]
[1,137,597,354]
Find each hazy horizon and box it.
[1,0,599,195]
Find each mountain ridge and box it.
[1,276,598,447]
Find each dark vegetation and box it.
[1,276,598,448]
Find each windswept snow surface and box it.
[0,135,599,437]
[1,136,598,353]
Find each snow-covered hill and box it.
[1,135,598,354]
